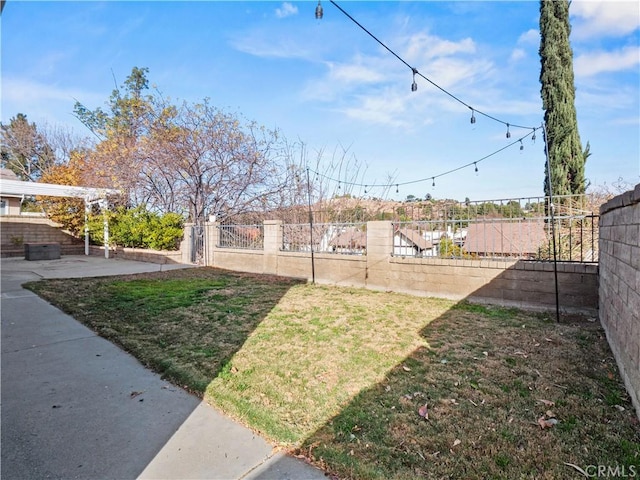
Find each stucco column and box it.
[366,221,393,290]
[263,220,282,275]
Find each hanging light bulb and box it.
[432,177,436,188]
[364,185,368,194]
[506,123,511,139]
[315,0,323,19]
[474,162,478,174]
[532,129,537,142]
[396,184,399,194]
[470,108,476,124]
[411,68,418,92]
[519,140,524,151]
[338,181,341,190]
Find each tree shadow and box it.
[297,278,636,479]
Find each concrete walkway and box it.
[1,256,326,480]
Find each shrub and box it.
[89,206,183,250]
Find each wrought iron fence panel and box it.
[217,224,264,250]
[393,213,599,263]
[282,222,367,255]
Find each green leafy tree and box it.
[539,0,587,197]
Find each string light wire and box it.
[327,0,538,131]
[309,129,537,190]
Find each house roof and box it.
[463,220,547,255]
[394,227,433,250]
[329,228,366,249]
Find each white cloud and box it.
[574,45,640,77]
[571,1,640,39]
[328,62,386,85]
[403,32,476,64]
[510,48,526,62]
[232,33,310,59]
[517,29,539,46]
[3,77,78,104]
[342,92,410,127]
[275,2,298,19]
[1,77,102,128]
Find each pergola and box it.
[0,178,121,258]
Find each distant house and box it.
[393,227,435,257]
[329,227,366,254]
[463,220,547,258]
[0,168,22,215]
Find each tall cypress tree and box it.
[539,0,587,197]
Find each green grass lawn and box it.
[26,267,640,479]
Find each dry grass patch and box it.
[205,284,453,444]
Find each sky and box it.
[1,0,639,203]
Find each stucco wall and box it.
[203,220,598,316]
[599,184,640,417]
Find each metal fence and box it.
[190,225,205,264]
[215,195,600,262]
[217,224,264,250]
[282,222,367,255]
[392,213,598,262]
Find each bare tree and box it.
[140,99,303,223]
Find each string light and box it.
[321,0,539,136]
[307,128,537,192]
[311,2,544,197]
[315,0,323,20]
[364,185,368,194]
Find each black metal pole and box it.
[542,122,560,323]
[306,168,316,284]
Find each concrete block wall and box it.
[1,216,84,256]
[599,183,640,417]
[203,220,598,316]
[88,246,182,265]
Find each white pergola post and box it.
[84,199,90,256]
[102,199,109,259]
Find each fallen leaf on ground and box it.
[453,439,461,447]
[130,391,144,398]
[418,403,428,419]
[538,399,555,407]
[402,365,411,372]
[538,416,558,429]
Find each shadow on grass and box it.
[24,267,305,396]
[298,302,640,480]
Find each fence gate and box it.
[190,224,205,264]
